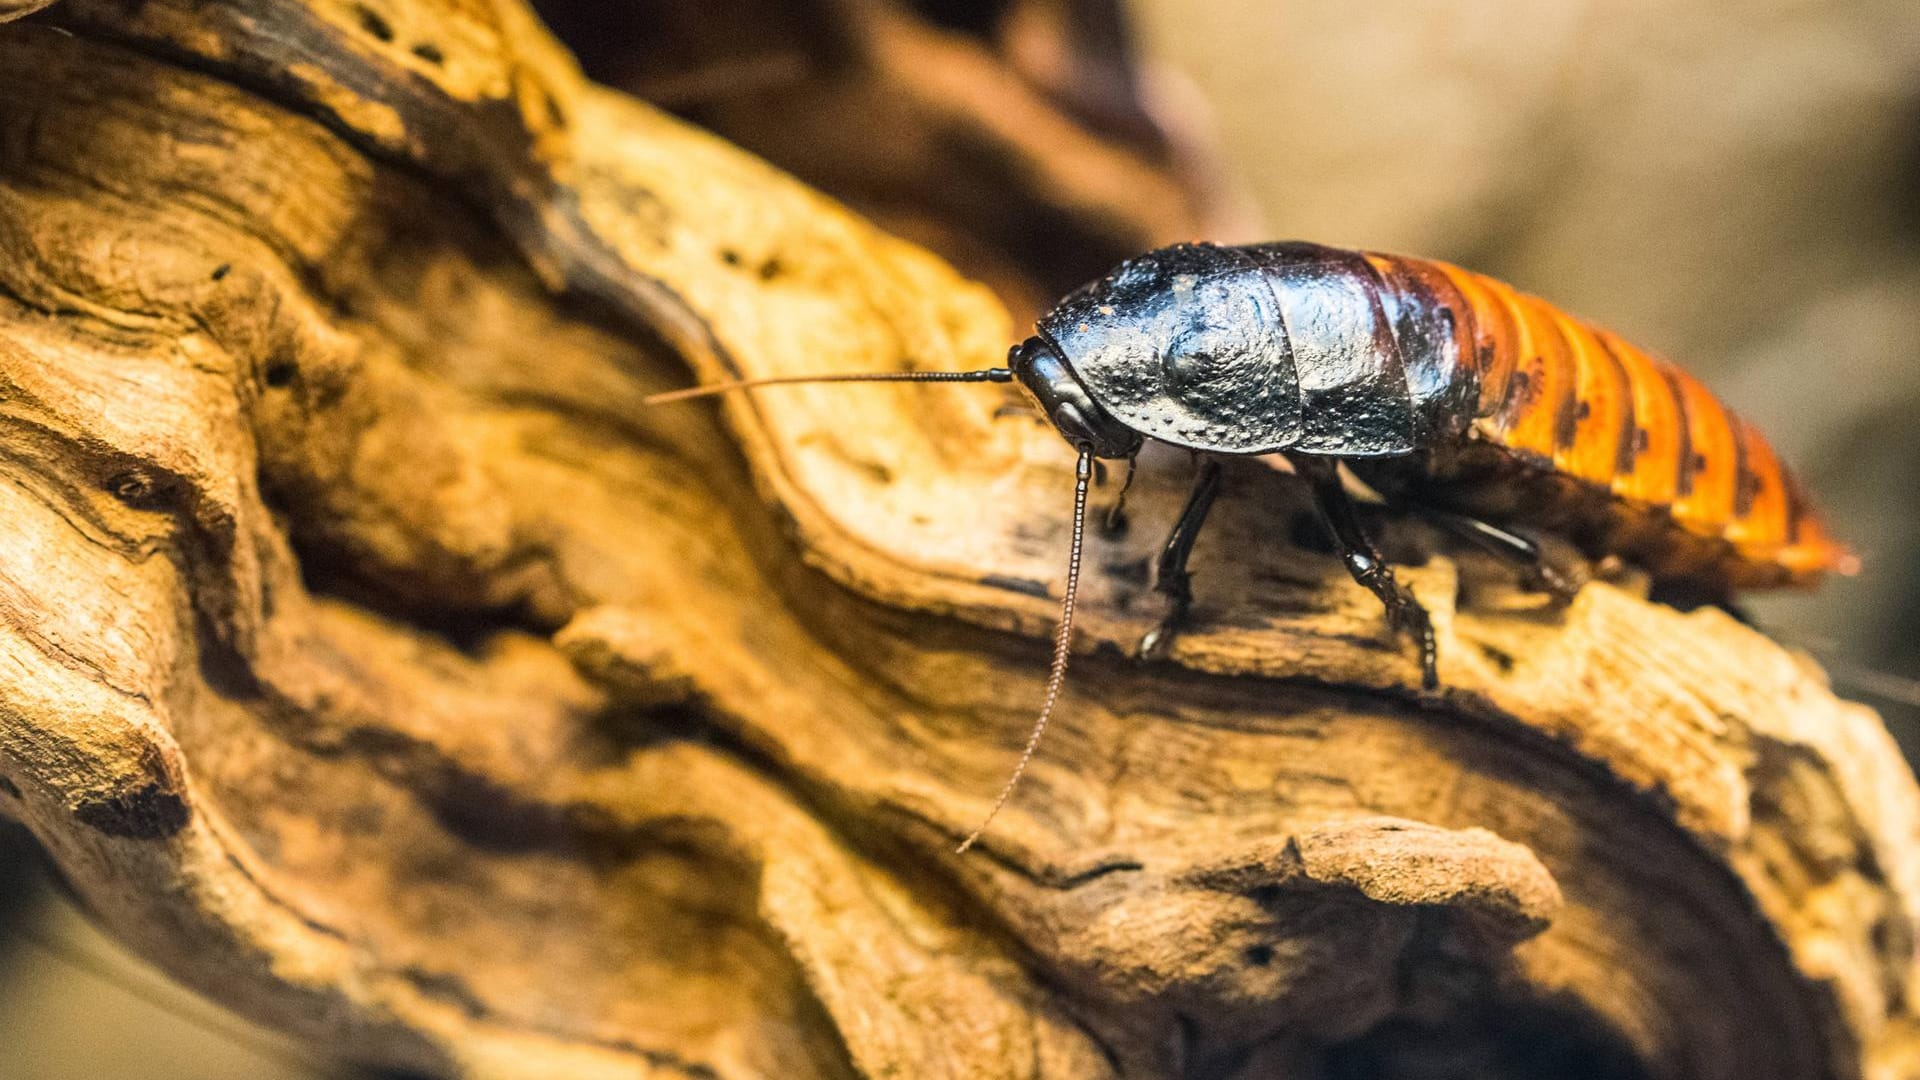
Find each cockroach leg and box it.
[1423,508,1582,606]
[1139,455,1222,660]
[1294,456,1439,690]
[1102,454,1138,537]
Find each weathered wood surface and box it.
[0,2,1917,1078]
[530,0,1243,325]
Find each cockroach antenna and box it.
[646,366,1096,855]
[641,367,1013,405]
[955,445,1092,854]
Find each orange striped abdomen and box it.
[1366,253,1850,588]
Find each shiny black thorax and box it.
[1010,242,1478,461]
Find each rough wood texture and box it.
[530,0,1242,324]
[0,2,1917,1078]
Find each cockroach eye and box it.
[1051,402,1099,445]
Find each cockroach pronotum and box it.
[648,240,1856,852]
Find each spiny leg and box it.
[1139,455,1222,660]
[1291,455,1439,690]
[1102,454,1138,538]
[1423,509,1582,606]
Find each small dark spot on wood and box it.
[411,41,444,65]
[719,248,743,267]
[1576,400,1591,422]
[73,780,191,839]
[980,573,1050,599]
[1872,913,1903,957]
[1243,944,1275,967]
[342,802,385,834]
[210,263,231,281]
[536,87,567,130]
[1478,642,1516,673]
[264,359,298,388]
[402,967,489,1020]
[757,257,786,281]
[353,4,394,42]
[256,556,282,616]
[1693,452,1709,472]
[105,469,160,508]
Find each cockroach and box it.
[648,240,1855,852]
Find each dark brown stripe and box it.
[1729,412,1756,520]
[1487,284,1536,430]
[1354,251,1414,384]
[1595,332,1640,481]
[1661,367,1696,499]
[1431,279,1482,428]
[1782,465,1808,545]
[1441,266,1519,417]
[1547,315,1584,458]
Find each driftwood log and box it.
[1,2,1918,1078]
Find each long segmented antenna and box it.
[644,367,1013,405]
[956,445,1094,854]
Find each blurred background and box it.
[1129,0,1920,718]
[4,0,1917,1075]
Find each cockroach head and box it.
[1009,337,1143,460]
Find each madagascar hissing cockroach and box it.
[647,240,1855,851]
